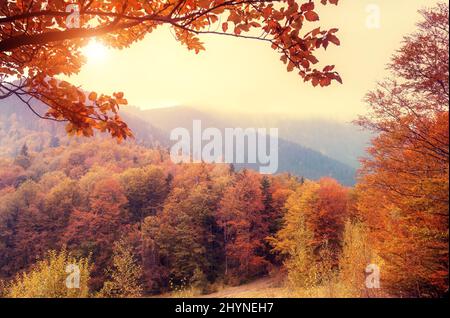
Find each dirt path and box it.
[201,275,287,298]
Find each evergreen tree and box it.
[14,143,31,169]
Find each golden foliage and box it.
[98,239,143,298]
[8,249,91,298]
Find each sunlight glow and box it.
[82,40,108,63]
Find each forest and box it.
[0,1,448,299]
[0,133,445,298]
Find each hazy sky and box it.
[68,0,440,121]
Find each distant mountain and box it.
[124,106,358,185]
[0,99,358,185]
[218,113,372,169]
[130,106,371,168]
[0,96,167,157]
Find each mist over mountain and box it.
[0,97,167,157]
[129,106,371,169]
[125,106,359,185]
[218,112,372,169]
[1,99,358,185]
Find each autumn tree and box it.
[144,185,219,290]
[337,220,373,297]
[142,164,228,292]
[311,177,348,265]
[260,175,296,264]
[8,249,91,298]
[0,185,23,279]
[99,239,143,298]
[217,170,270,283]
[271,178,348,287]
[0,0,341,138]
[270,183,316,288]
[41,178,81,242]
[0,178,81,278]
[63,177,128,289]
[356,3,449,297]
[119,165,168,222]
[0,162,25,189]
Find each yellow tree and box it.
[8,249,91,298]
[338,220,373,297]
[99,238,143,298]
[270,181,318,288]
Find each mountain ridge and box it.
[1,99,357,185]
[123,105,358,185]
[130,105,371,168]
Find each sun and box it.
[82,40,108,62]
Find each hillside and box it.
[0,96,168,158]
[0,1,446,301]
[130,106,371,168]
[125,106,358,185]
[1,99,357,185]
